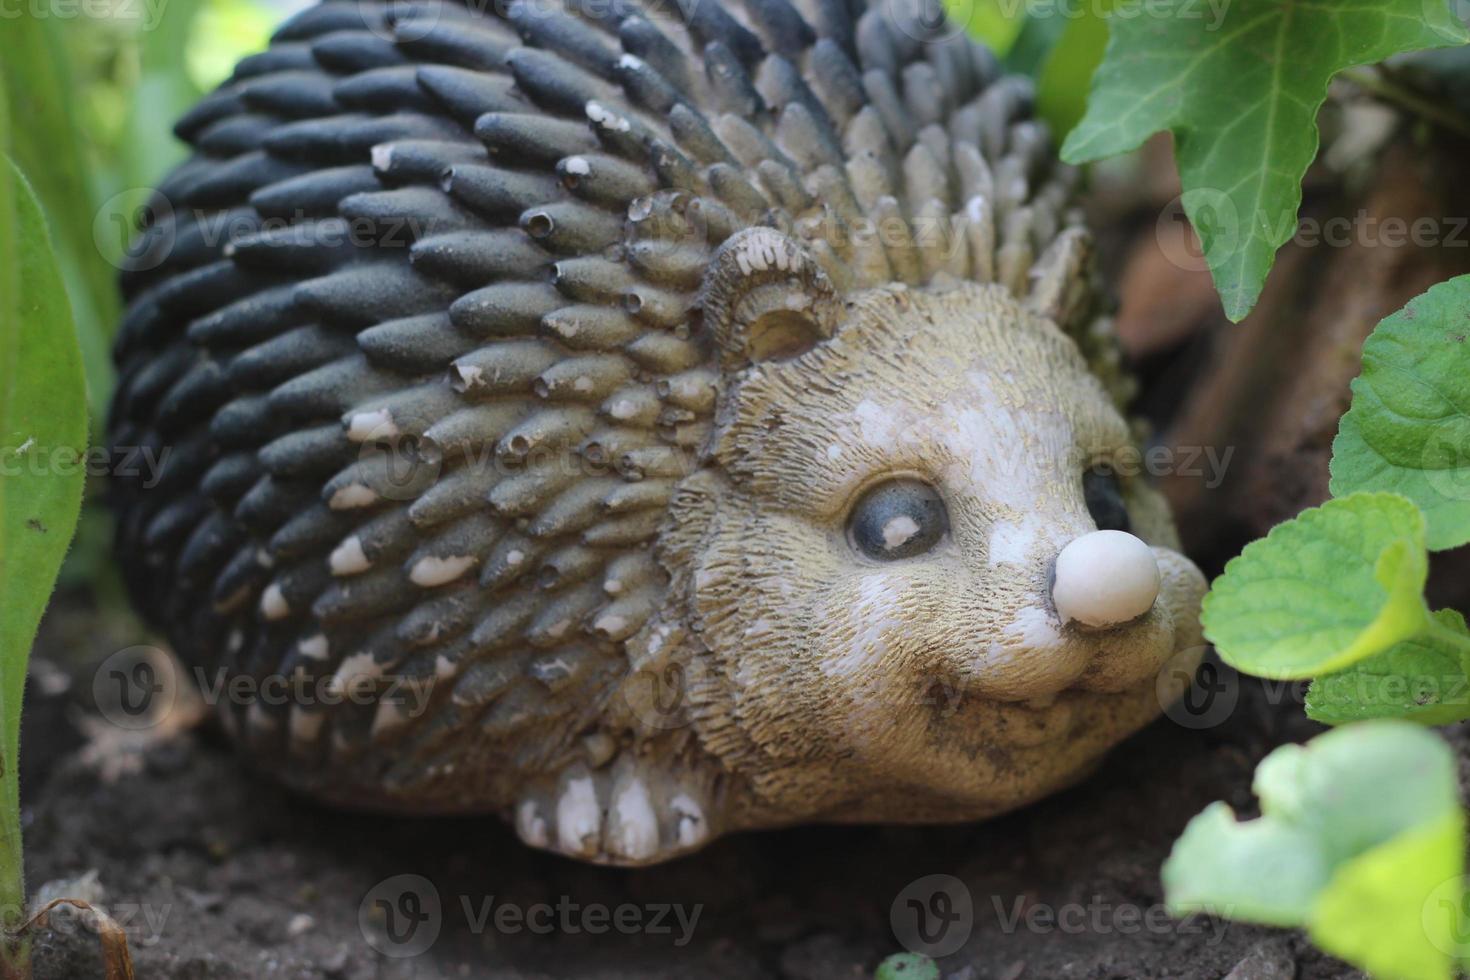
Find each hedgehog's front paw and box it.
[513,757,715,865]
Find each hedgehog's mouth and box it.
[924,550,1208,752]
[977,693,1078,748]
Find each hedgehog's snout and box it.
[1050,530,1161,630]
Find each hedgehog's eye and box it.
[847,479,949,561]
[1083,463,1131,533]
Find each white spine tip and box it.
[517,801,548,848]
[329,483,378,510]
[347,408,396,443]
[410,554,476,588]
[329,535,371,576]
[1051,530,1160,629]
[260,584,290,621]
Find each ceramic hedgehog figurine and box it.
[109,0,1208,865]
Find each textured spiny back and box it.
[109,0,1098,807]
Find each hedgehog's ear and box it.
[700,228,842,370]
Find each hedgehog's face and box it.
[685,232,1207,823]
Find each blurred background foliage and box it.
[943,0,1109,136]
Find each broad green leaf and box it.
[1306,609,1470,726]
[1202,493,1431,679]
[1165,723,1463,980]
[1061,0,1468,321]
[1330,275,1470,550]
[1311,809,1466,980]
[1036,3,1110,137]
[0,155,89,925]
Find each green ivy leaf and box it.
[1061,0,1468,322]
[1331,275,1470,550]
[0,153,88,927]
[1165,722,1464,980]
[1202,493,1431,679]
[1306,609,1470,726]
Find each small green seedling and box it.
[1204,278,1470,727]
[1331,275,1470,550]
[874,953,940,980]
[1164,722,1466,980]
[1177,278,1470,980]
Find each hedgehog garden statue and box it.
[108,0,1208,865]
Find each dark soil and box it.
[18,596,1385,980]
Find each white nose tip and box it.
[1052,530,1161,629]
